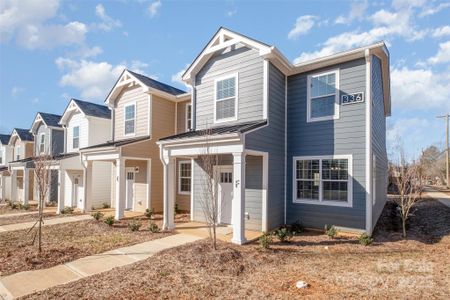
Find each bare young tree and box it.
[31,153,53,252]
[389,148,425,238]
[197,127,224,250]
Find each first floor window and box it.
[125,104,136,135]
[215,75,237,122]
[39,133,45,153]
[294,155,352,206]
[73,126,80,149]
[178,161,191,194]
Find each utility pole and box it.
[437,114,449,188]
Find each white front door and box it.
[217,166,233,224]
[126,170,135,210]
[74,177,84,209]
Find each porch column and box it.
[57,170,65,214]
[162,157,175,230]
[23,168,29,205]
[11,170,17,202]
[115,158,126,220]
[83,161,93,213]
[232,152,246,245]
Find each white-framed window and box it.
[186,103,192,131]
[214,73,238,123]
[293,155,352,207]
[16,146,20,160]
[307,69,340,122]
[124,103,136,135]
[0,149,3,164]
[73,126,80,149]
[178,161,191,195]
[39,133,45,153]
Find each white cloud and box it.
[288,15,317,40]
[226,9,237,17]
[0,0,88,49]
[419,2,450,17]
[11,86,24,97]
[427,40,450,64]
[73,45,103,58]
[171,64,190,88]
[148,0,161,17]
[31,97,39,104]
[432,26,450,38]
[94,4,121,31]
[55,58,153,100]
[335,0,368,24]
[391,67,450,110]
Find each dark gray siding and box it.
[286,58,367,230]
[245,62,286,230]
[34,123,49,156]
[371,55,388,230]
[49,170,58,202]
[51,129,64,156]
[195,44,264,129]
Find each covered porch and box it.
[80,137,151,220]
[9,160,34,205]
[158,123,268,245]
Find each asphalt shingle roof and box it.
[14,128,34,142]
[81,136,151,151]
[128,70,186,96]
[0,134,10,145]
[73,99,111,119]
[39,112,62,128]
[159,120,267,141]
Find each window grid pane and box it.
[216,98,235,120]
[310,72,336,119]
[179,163,191,192]
[216,76,236,121]
[311,95,335,118]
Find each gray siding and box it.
[49,170,58,202]
[51,129,64,156]
[371,55,388,230]
[286,58,367,230]
[245,62,286,230]
[34,124,64,156]
[192,154,263,231]
[195,44,264,129]
[34,123,50,156]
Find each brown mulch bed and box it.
[0,214,185,276]
[23,200,450,299]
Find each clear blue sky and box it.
[1,0,449,158]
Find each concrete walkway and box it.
[424,187,450,208]
[0,215,92,233]
[0,208,56,219]
[0,234,202,299]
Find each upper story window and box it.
[214,74,238,123]
[293,155,352,207]
[307,70,340,122]
[186,104,192,131]
[0,150,3,164]
[16,146,20,160]
[39,133,45,153]
[73,126,80,149]
[178,161,191,194]
[124,103,136,135]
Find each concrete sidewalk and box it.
[0,233,202,299]
[424,187,450,208]
[0,208,56,219]
[0,215,92,233]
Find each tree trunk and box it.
[213,223,217,250]
[402,218,407,238]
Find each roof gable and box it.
[30,112,62,133]
[105,69,187,107]
[59,99,111,125]
[9,128,33,145]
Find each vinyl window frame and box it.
[39,133,45,154]
[292,154,353,207]
[124,102,136,136]
[186,103,192,131]
[213,73,238,124]
[72,126,80,150]
[306,69,340,123]
[178,160,191,195]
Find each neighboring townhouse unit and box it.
[0,134,13,202]
[28,112,65,203]
[8,128,34,204]
[80,70,191,219]
[158,28,390,244]
[57,99,112,213]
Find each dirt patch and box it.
[0,214,184,276]
[23,200,450,299]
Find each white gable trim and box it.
[105,70,150,108]
[59,99,87,126]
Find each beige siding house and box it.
[80,70,190,219]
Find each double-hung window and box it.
[307,70,339,122]
[73,126,79,149]
[186,104,192,131]
[178,161,191,194]
[214,74,238,122]
[294,155,352,207]
[124,103,136,135]
[0,150,3,164]
[39,133,45,153]
[16,146,20,160]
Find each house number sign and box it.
[341,92,364,105]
